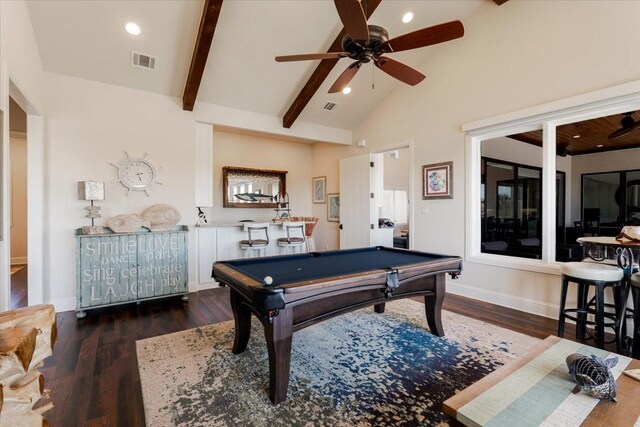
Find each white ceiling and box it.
[27,0,484,131]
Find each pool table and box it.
[212,246,463,404]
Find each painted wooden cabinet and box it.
[75,226,188,318]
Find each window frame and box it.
[464,81,640,275]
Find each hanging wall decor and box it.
[327,193,340,222]
[312,176,326,204]
[423,161,453,200]
[111,151,162,196]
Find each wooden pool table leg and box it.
[425,274,446,337]
[374,303,386,313]
[230,290,252,354]
[264,307,293,404]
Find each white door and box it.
[339,153,374,249]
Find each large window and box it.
[465,87,640,272]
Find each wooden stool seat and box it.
[239,239,268,247]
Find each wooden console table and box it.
[443,336,640,426]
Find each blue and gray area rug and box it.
[137,300,538,426]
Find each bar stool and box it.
[557,261,625,350]
[289,216,319,252]
[277,221,306,254]
[631,273,640,358]
[239,222,270,258]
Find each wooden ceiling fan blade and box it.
[608,120,640,139]
[382,20,464,53]
[375,57,425,86]
[334,0,369,42]
[275,52,349,62]
[328,62,362,93]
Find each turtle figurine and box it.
[566,353,619,401]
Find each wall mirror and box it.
[222,166,287,208]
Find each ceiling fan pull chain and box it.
[372,63,375,90]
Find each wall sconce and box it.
[78,181,105,230]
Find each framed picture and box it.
[327,193,340,222]
[312,176,326,204]
[423,161,453,200]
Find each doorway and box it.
[374,146,412,249]
[9,97,28,308]
[338,142,414,250]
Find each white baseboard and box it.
[46,297,76,313]
[448,279,635,338]
[188,281,220,292]
[11,257,27,265]
[197,281,221,291]
[188,281,199,293]
[447,280,560,320]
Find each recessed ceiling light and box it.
[597,144,604,148]
[125,22,141,36]
[342,87,352,95]
[402,12,414,24]
[572,135,580,139]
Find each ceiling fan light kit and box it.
[276,0,464,94]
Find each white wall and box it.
[205,129,313,223]
[0,0,45,310]
[312,0,640,319]
[43,72,196,309]
[9,135,27,263]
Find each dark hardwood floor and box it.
[10,265,28,309]
[8,268,601,427]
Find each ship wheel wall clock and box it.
[111,152,162,196]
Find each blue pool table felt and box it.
[223,247,443,286]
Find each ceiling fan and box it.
[608,112,640,139]
[275,0,464,93]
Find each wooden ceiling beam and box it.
[282,0,382,129]
[183,0,224,111]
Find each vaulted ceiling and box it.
[26,0,486,131]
